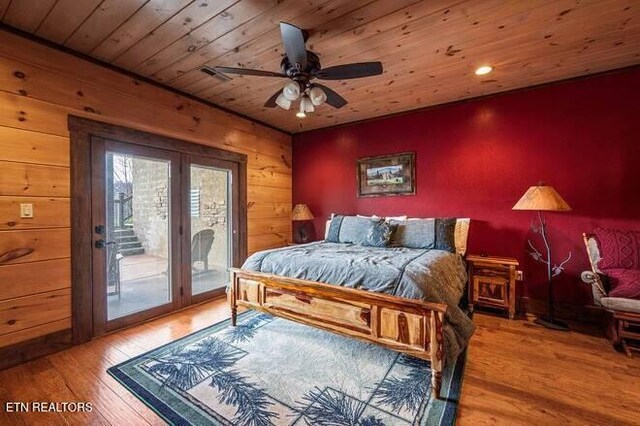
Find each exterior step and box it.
[114,235,138,244]
[119,247,145,257]
[112,226,145,256]
[113,229,135,237]
[118,241,143,250]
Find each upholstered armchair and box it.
[581,232,640,356]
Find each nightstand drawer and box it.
[473,276,509,307]
[470,263,511,279]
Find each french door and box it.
[90,137,238,335]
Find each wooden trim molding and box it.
[70,115,248,344]
[68,116,247,164]
[70,128,93,344]
[520,296,604,324]
[0,329,71,370]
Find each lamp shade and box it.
[292,204,314,221]
[275,92,292,110]
[512,185,571,211]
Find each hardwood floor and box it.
[458,313,640,425]
[0,298,638,425]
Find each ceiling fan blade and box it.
[314,84,348,109]
[280,22,307,69]
[264,89,282,108]
[212,66,286,78]
[317,62,383,80]
[200,66,232,81]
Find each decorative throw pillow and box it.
[434,218,457,253]
[363,221,397,247]
[594,228,640,270]
[388,218,436,249]
[603,268,640,299]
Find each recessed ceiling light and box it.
[475,65,493,76]
[296,111,306,118]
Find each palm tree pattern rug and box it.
[108,311,468,425]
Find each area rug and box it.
[108,311,468,425]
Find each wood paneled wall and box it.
[0,29,292,351]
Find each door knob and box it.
[94,240,116,249]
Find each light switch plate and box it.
[20,203,34,218]
[516,270,524,281]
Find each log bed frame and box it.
[229,268,447,399]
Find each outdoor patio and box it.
[107,254,228,320]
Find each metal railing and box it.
[113,192,133,228]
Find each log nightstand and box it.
[467,255,519,319]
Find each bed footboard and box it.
[230,268,447,399]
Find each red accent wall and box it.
[292,69,640,304]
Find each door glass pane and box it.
[190,165,230,295]
[106,152,172,320]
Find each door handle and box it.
[94,240,116,249]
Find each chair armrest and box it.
[581,270,607,305]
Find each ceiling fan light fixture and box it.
[309,86,327,106]
[296,111,306,118]
[283,81,301,101]
[300,95,314,113]
[275,92,292,110]
[475,65,493,76]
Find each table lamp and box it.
[292,204,314,243]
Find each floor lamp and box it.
[513,184,572,331]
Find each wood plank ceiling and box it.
[1,0,639,133]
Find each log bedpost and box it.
[430,310,445,400]
[230,272,237,326]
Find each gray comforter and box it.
[242,242,474,360]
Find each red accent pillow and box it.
[594,228,640,270]
[603,269,640,299]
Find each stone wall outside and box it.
[131,160,229,271]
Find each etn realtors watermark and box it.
[4,401,93,413]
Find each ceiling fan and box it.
[200,22,383,118]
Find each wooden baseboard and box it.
[0,293,228,371]
[519,297,604,324]
[0,329,72,370]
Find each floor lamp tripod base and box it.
[534,316,570,331]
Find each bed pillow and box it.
[389,218,436,249]
[405,217,470,255]
[326,215,380,244]
[363,221,397,247]
[603,268,640,299]
[454,218,470,256]
[594,228,640,270]
[389,218,458,252]
[434,218,457,253]
[357,214,382,220]
[325,215,344,242]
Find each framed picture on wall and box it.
[357,152,415,197]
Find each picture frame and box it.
[357,152,415,197]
